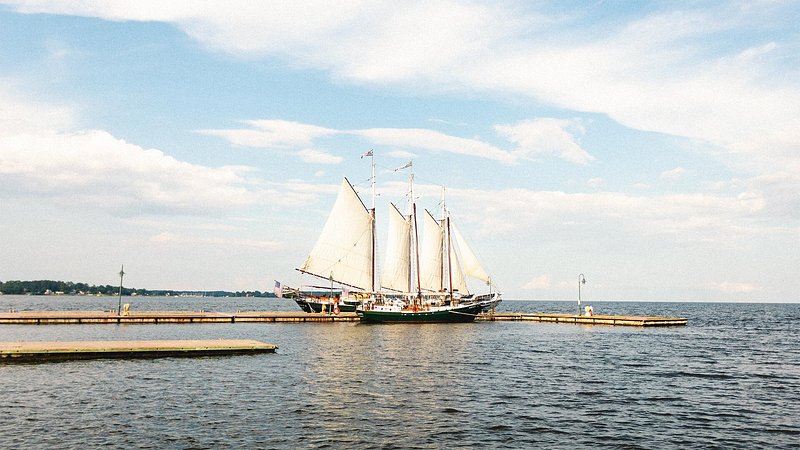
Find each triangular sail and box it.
[381,203,411,292]
[452,222,492,285]
[298,178,373,290]
[448,228,470,295]
[418,209,443,292]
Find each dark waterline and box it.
[1,296,798,449]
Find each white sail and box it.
[447,222,470,295]
[452,222,492,285]
[418,209,443,292]
[381,203,411,292]
[298,178,374,290]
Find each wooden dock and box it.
[0,311,686,327]
[0,310,360,325]
[0,339,277,362]
[477,312,687,326]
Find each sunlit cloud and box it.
[202,119,590,165]
[298,148,343,164]
[11,1,798,171]
[523,274,551,290]
[496,118,593,165]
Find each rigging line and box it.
[447,310,480,317]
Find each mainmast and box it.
[408,164,421,302]
[362,149,376,293]
[443,187,453,299]
[369,151,376,292]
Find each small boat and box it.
[296,158,501,323]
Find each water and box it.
[1,296,799,449]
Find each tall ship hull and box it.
[295,298,358,313]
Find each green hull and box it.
[357,303,486,323]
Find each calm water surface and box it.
[1,296,798,449]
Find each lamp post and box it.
[117,265,125,315]
[578,273,586,315]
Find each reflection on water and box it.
[1,296,799,449]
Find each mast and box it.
[413,201,421,302]
[443,187,452,299]
[409,167,421,302]
[446,216,453,299]
[360,149,376,293]
[370,151,376,292]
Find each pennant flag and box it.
[394,161,412,171]
[361,149,374,158]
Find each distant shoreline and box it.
[0,280,276,298]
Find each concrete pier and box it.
[0,339,277,362]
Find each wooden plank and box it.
[0,339,277,361]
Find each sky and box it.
[0,1,798,302]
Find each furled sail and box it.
[452,222,492,285]
[418,209,443,292]
[380,203,411,292]
[297,178,373,290]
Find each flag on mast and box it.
[394,161,412,171]
[274,280,283,298]
[361,149,373,158]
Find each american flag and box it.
[273,280,283,298]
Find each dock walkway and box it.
[0,310,686,326]
[0,310,359,324]
[479,312,688,326]
[0,339,277,362]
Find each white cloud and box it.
[353,127,516,164]
[708,282,760,294]
[0,129,267,214]
[495,118,593,165]
[386,149,417,160]
[9,1,797,172]
[297,149,343,164]
[0,93,328,216]
[523,274,551,290]
[661,167,687,180]
[0,86,74,135]
[446,186,775,241]
[203,118,593,165]
[150,231,282,251]
[199,119,337,148]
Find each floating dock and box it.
[0,310,686,326]
[0,339,277,362]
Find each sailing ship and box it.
[296,160,500,323]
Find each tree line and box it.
[0,280,276,298]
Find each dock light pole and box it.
[117,265,125,315]
[578,273,586,315]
